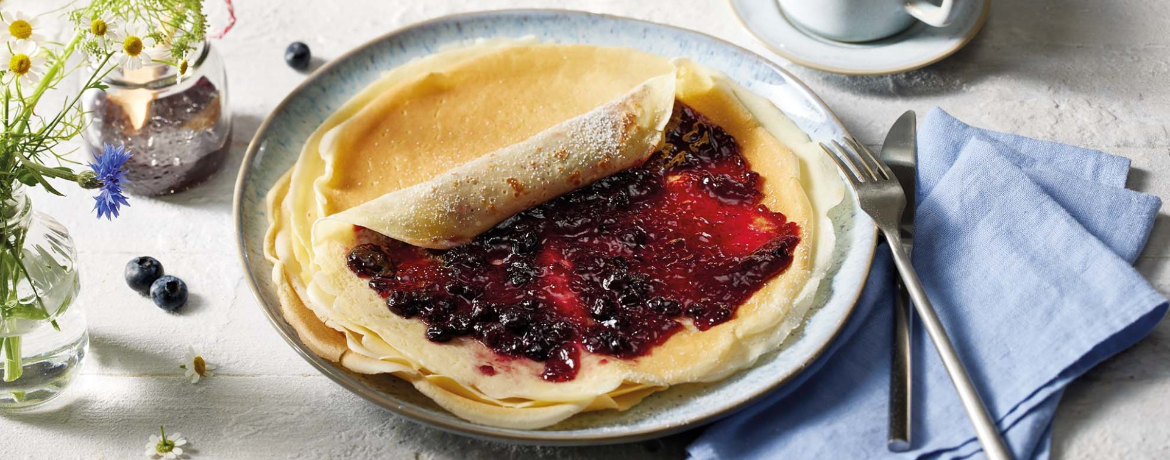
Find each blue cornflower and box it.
[88,145,131,220]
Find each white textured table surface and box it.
[4,0,1169,458]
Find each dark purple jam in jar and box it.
[81,42,231,196]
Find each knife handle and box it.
[889,277,913,452]
[883,230,1015,460]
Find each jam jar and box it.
[81,41,231,196]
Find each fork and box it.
[821,138,1015,460]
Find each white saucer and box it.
[729,0,989,75]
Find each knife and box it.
[881,110,917,452]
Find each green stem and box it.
[2,336,22,382]
[15,33,84,137]
[17,158,81,182]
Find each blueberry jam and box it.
[347,103,800,382]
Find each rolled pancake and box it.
[265,42,844,429]
[323,73,677,249]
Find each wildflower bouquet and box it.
[1,0,207,382]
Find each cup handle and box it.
[904,0,955,27]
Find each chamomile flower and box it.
[180,347,214,384]
[117,23,155,71]
[0,40,46,85]
[145,426,187,459]
[175,58,190,84]
[0,11,45,44]
[82,12,121,49]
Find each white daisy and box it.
[0,11,45,44]
[174,58,190,84]
[0,40,47,85]
[116,22,155,71]
[180,346,214,384]
[144,427,187,459]
[82,12,121,49]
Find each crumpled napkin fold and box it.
[687,108,1166,460]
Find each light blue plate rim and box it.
[233,9,877,445]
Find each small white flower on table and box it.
[145,426,187,459]
[180,347,214,383]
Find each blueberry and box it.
[516,299,543,312]
[588,297,617,320]
[444,282,481,300]
[150,276,188,312]
[494,334,525,355]
[469,301,498,322]
[473,321,506,343]
[483,235,511,251]
[442,248,484,271]
[425,325,454,343]
[618,227,648,248]
[419,298,453,322]
[584,328,635,356]
[546,321,576,343]
[385,291,420,318]
[510,231,541,254]
[648,297,683,316]
[448,314,473,335]
[521,334,551,361]
[285,42,311,70]
[499,308,532,332]
[125,256,163,293]
[506,260,537,286]
[346,244,391,278]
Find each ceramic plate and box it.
[234,9,876,445]
[729,0,989,75]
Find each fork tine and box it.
[847,137,894,181]
[832,140,870,182]
[820,142,862,184]
[842,138,880,181]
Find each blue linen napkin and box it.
[687,108,1166,460]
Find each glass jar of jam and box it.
[81,41,231,196]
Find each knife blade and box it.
[881,110,917,452]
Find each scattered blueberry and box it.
[285,42,311,70]
[125,256,164,293]
[150,276,188,312]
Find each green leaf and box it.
[15,170,38,187]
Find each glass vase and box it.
[81,40,232,196]
[0,184,86,409]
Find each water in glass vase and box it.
[0,186,87,409]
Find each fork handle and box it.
[888,275,913,452]
[883,229,1015,460]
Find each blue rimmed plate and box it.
[234,9,876,445]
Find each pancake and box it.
[323,73,677,249]
[265,41,844,429]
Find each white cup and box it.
[777,0,956,43]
